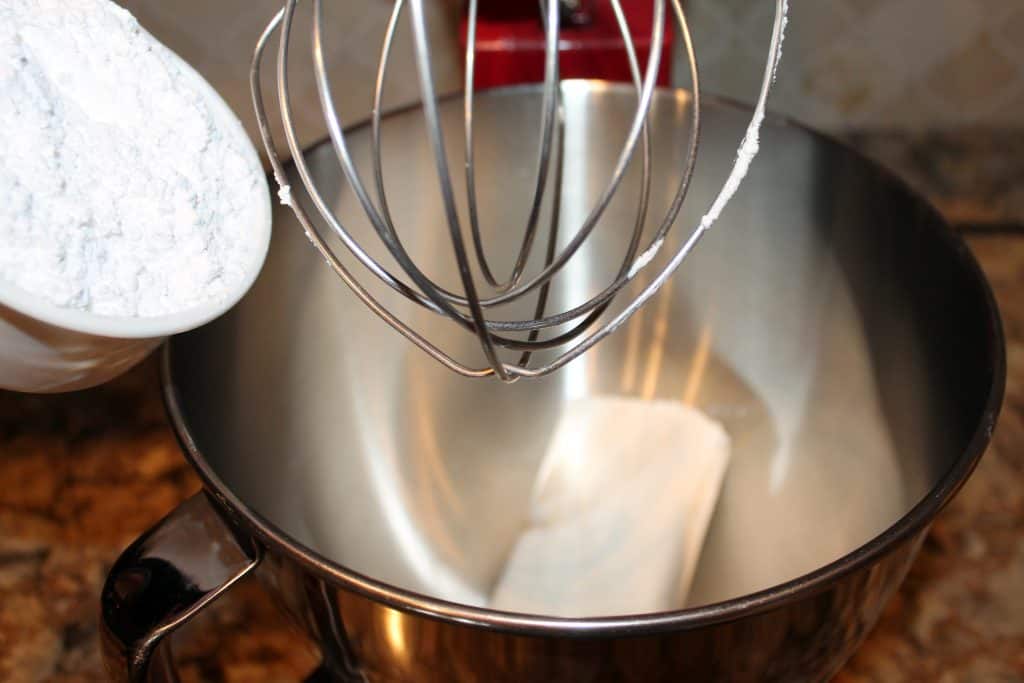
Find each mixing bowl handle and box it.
[99,492,261,683]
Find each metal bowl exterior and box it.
[254,523,928,682]
[102,84,1004,682]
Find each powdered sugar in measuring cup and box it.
[0,0,271,392]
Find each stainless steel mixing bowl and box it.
[101,83,1004,682]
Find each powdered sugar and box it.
[0,0,266,317]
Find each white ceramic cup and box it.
[0,227,268,392]
[0,59,272,394]
[0,189,270,393]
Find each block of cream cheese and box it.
[489,396,730,617]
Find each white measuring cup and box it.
[0,70,271,394]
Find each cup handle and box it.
[100,492,261,683]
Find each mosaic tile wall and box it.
[683,0,1024,129]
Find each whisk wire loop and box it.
[251,0,788,381]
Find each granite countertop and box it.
[1,134,1023,682]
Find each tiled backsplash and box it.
[684,0,1024,129]
[118,0,1023,138]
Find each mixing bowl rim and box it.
[162,83,1006,637]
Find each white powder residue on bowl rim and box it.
[0,0,266,318]
[696,0,789,234]
[628,0,789,281]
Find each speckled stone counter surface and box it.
[2,134,1023,682]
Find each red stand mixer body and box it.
[459,0,674,89]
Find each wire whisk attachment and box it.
[251,0,788,382]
